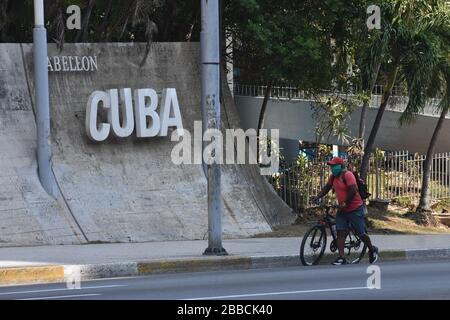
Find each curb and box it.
[1,248,449,286]
[0,266,65,286]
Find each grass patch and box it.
[366,208,448,234]
[391,196,415,209]
[431,199,450,213]
[253,203,450,238]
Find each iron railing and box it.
[234,83,447,118]
[268,151,450,212]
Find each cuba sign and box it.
[86,88,184,142]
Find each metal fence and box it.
[234,83,447,119]
[233,83,309,100]
[268,152,450,212]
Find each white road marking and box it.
[18,294,101,300]
[187,286,370,300]
[0,284,126,296]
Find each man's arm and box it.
[344,184,358,205]
[316,183,332,199]
[341,171,359,207]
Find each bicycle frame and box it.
[316,207,363,253]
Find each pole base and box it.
[203,247,228,256]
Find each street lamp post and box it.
[201,0,227,256]
[33,0,55,197]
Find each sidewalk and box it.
[1,235,450,286]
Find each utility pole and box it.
[201,0,227,256]
[33,0,55,197]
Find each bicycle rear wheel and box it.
[344,230,367,264]
[300,225,327,266]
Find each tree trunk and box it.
[75,0,96,42]
[359,62,381,144]
[417,107,448,211]
[220,0,226,72]
[358,100,369,141]
[99,0,114,38]
[161,0,177,40]
[257,83,273,162]
[360,62,399,181]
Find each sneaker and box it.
[369,246,379,264]
[332,256,348,265]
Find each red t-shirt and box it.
[327,171,363,212]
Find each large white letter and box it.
[193,121,203,165]
[259,129,280,176]
[108,89,135,138]
[134,89,160,137]
[170,129,192,165]
[366,265,381,289]
[225,128,257,165]
[203,129,223,165]
[159,88,184,137]
[65,266,81,290]
[66,5,81,30]
[86,91,110,142]
[367,5,381,30]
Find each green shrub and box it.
[391,196,414,208]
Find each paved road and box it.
[1,260,449,300]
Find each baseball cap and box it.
[327,157,345,166]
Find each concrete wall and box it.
[0,44,85,246]
[0,43,293,247]
[235,96,450,155]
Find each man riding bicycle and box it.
[312,157,379,265]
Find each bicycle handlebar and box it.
[309,204,340,210]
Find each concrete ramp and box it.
[0,42,294,245]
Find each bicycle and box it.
[300,204,367,266]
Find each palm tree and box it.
[351,4,384,144]
[75,0,97,42]
[402,56,449,213]
[357,60,381,144]
[417,67,449,213]
[360,0,449,181]
[395,1,449,214]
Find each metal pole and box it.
[34,0,55,197]
[201,0,227,256]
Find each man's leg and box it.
[359,234,374,253]
[335,211,349,260]
[351,206,379,263]
[337,230,348,258]
[360,233,379,263]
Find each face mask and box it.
[331,164,343,176]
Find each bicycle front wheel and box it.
[300,225,327,266]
